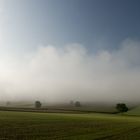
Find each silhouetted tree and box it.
[35,101,42,108]
[70,100,74,106]
[116,103,128,113]
[6,101,11,106]
[75,101,81,107]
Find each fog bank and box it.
[0,39,140,103]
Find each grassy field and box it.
[125,106,140,116]
[0,111,140,139]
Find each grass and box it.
[0,111,140,139]
[125,106,140,116]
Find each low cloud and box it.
[0,39,140,103]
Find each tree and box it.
[70,100,74,106]
[116,103,128,113]
[6,101,11,106]
[75,101,81,107]
[35,101,42,108]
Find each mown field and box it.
[0,111,140,140]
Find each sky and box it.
[0,0,140,103]
[1,0,140,52]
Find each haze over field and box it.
[0,0,140,103]
[0,39,140,103]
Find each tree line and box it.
[34,101,129,113]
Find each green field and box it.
[0,111,140,139]
[125,106,140,116]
